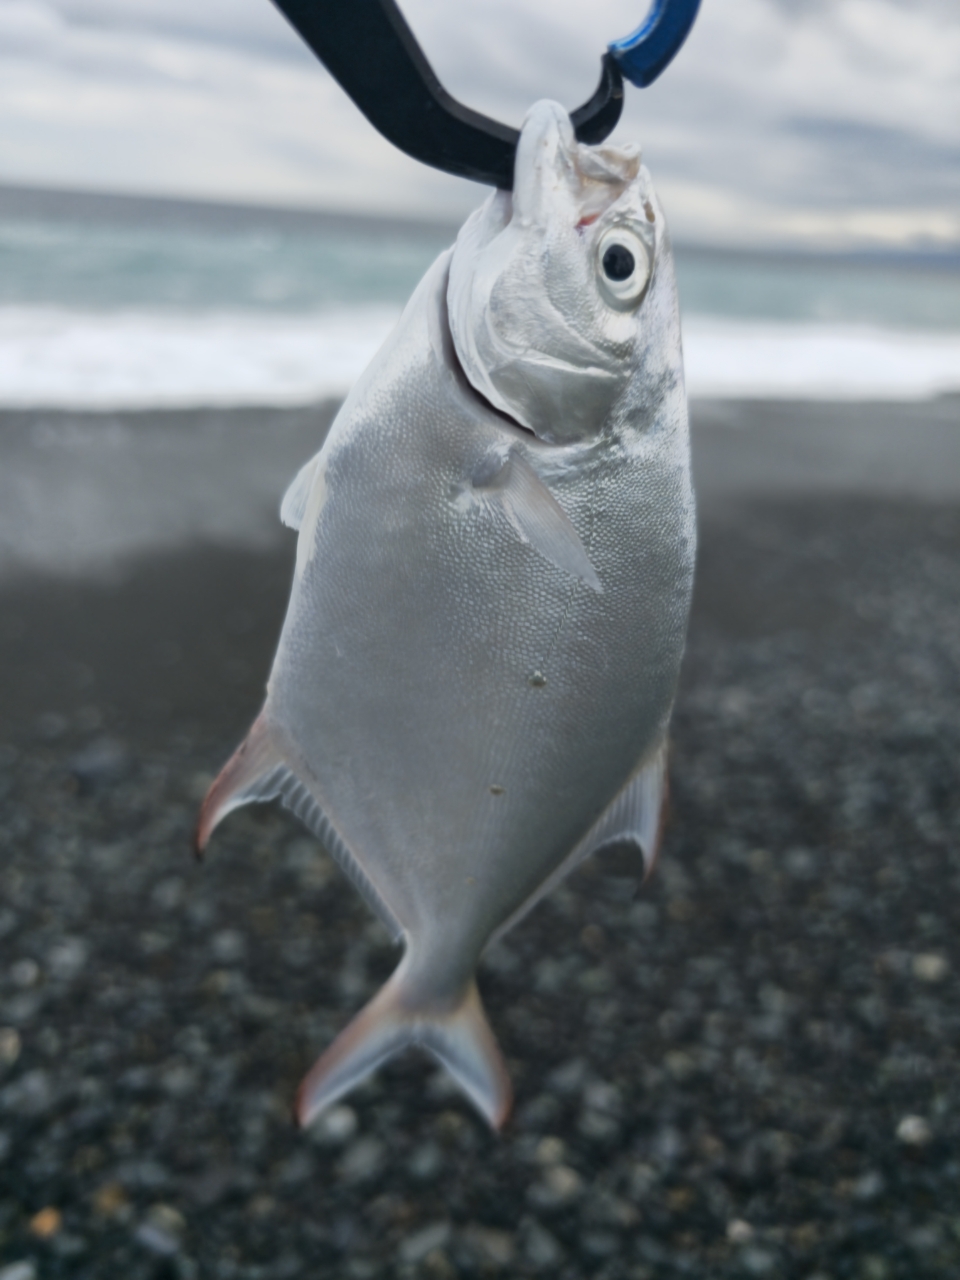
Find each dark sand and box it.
[0,400,958,1279]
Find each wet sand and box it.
[0,399,958,1278]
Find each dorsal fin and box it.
[280,455,320,532]
[196,714,403,941]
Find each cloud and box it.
[0,0,957,246]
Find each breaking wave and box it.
[0,305,958,409]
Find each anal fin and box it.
[489,739,668,946]
[580,738,669,876]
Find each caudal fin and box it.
[296,963,512,1131]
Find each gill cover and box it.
[447,101,656,444]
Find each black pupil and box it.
[602,243,635,282]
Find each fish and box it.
[196,99,696,1130]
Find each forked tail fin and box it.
[296,962,512,1131]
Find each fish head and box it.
[448,99,677,446]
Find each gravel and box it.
[0,483,958,1278]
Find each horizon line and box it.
[1,179,959,267]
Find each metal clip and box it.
[271,0,701,188]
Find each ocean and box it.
[1,185,958,409]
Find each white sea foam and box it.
[0,306,958,409]
[682,317,960,401]
[0,306,402,410]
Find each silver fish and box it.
[197,100,695,1129]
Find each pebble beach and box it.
[0,396,958,1279]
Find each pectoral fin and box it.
[475,450,601,592]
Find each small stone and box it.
[284,838,334,888]
[408,1141,443,1180]
[2,994,42,1028]
[135,1204,185,1256]
[727,1219,755,1244]
[210,930,246,965]
[151,878,185,911]
[278,1152,314,1185]
[113,1157,170,1190]
[529,1163,583,1208]
[461,1225,515,1268]
[186,772,214,802]
[740,1246,777,1275]
[34,1027,57,1060]
[47,938,89,981]
[860,1257,892,1280]
[896,1115,932,1146]
[581,1230,619,1258]
[784,847,819,880]
[578,965,614,993]
[629,1162,656,1196]
[70,737,130,789]
[36,712,67,740]
[664,1050,696,1082]
[93,1182,130,1218]
[9,959,40,989]
[140,931,172,956]
[546,1164,582,1200]
[309,1104,358,1146]
[1,1069,54,1116]
[0,1264,37,1280]
[578,1108,620,1141]
[852,1170,885,1201]
[546,1058,586,1094]
[0,1028,21,1066]
[534,1136,566,1166]
[246,1195,275,1220]
[666,1187,694,1213]
[398,1221,451,1264]
[29,1206,62,1239]
[907,1224,943,1253]
[911,953,948,983]
[521,1219,564,1269]
[49,1232,86,1260]
[160,1063,197,1098]
[338,1136,385,1183]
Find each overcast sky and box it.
[1,0,958,248]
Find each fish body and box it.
[198,101,695,1128]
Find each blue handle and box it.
[609,0,702,89]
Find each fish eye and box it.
[596,226,651,309]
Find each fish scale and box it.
[197,100,695,1129]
